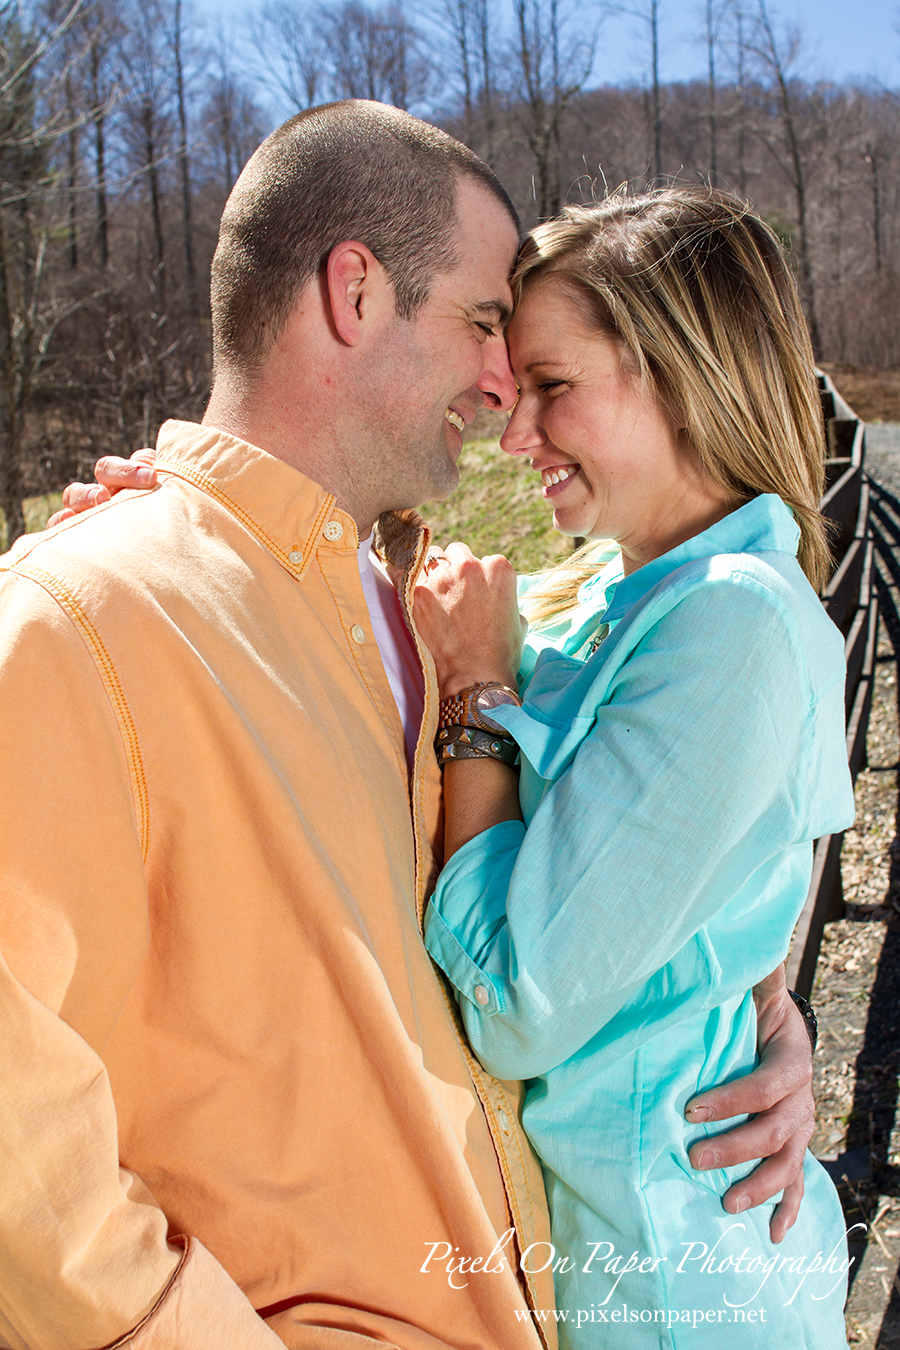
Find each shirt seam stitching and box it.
[154,459,335,576]
[4,562,150,863]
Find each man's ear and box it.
[326,240,391,346]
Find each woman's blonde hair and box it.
[516,186,830,624]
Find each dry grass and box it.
[820,364,900,424]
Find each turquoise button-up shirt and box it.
[425,496,854,1348]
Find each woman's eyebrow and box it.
[524,359,566,372]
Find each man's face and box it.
[364,178,520,512]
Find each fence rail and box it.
[786,374,878,998]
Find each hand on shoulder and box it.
[47,449,157,527]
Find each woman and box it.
[414,187,854,1347]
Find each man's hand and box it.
[684,964,815,1244]
[47,450,157,527]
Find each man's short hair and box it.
[210,100,520,372]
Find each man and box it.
[1,102,814,1350]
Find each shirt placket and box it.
[398,525,556,1344]
[315,515,409,785]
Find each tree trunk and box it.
[91,44,109,269]
[0,209,25,547]
[706,0,716,180]
[173,0,198,324]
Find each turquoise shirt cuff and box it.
[424,819,526,1013]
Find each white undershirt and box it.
[357,533,426,769]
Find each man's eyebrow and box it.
[472,299,512,326]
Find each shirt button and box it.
[474,985,490,1007]
[499,1110,510,1131]
[288,550,303,564]
[350,624,366,644]
[323,520,343,542]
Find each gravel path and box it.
[812,426,900,1346]
[867,426,900,486]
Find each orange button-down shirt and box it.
[0,421,554,1350]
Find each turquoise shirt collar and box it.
[593,494,800,624]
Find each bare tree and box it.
[0,0,84,544]
[248,0,325,115]
[733,3,748,194]
[119,0,171,299]
[167,0,198,323]
[509,0,599,218]
[704,0,730,179]
[326,0,431,109]
[203,36,268,194]
[427,0,496,161]
[746,0,822,354]
[69,0,123,271]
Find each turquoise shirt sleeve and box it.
[424,564,852,1081]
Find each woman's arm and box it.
[414,542,526,856]
[416,552,847,1077]
[415,549,842,1240]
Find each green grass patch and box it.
[7,441,573,578]
[422,434,572,575]
[0,492,64,552]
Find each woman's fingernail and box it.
[695,1148,720,1169]
[733,1195,751,1213]
[686,1104,713,1122]
[136,468,154,486]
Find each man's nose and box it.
[477,332,518,412]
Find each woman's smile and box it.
[538,463,580,494]
[503,274,734,572]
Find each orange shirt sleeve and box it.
[0,573,283,1350]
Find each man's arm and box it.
[50,470,819,1254]
[0,573,283,1349]
[419,558,824,1244]
[685,963,815,1243]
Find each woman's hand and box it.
[47,450,157,527]
[413,543,527,697]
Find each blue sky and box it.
[196,0,898,98]
[590,0,897,87]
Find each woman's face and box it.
[501,276,733,573]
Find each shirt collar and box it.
[153,419,362,579]
[602,494,801,623]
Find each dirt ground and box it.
[820,366,900,425]
[811,419,900,1345]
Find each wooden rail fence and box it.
[786,374,878,998]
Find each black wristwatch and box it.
[789,990,818,1053]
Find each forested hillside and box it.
[1,0,897,544]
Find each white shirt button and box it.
[323,520,343,542]
[350,624,366,644]
[288,550,303,564]
[499,1110,510,1131]
[474,985,490,1007]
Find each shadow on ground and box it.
[838,479,900,1344]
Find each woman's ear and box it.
[325,240,391,346]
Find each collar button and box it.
[323,520,343,542]
[288,550,303,564]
